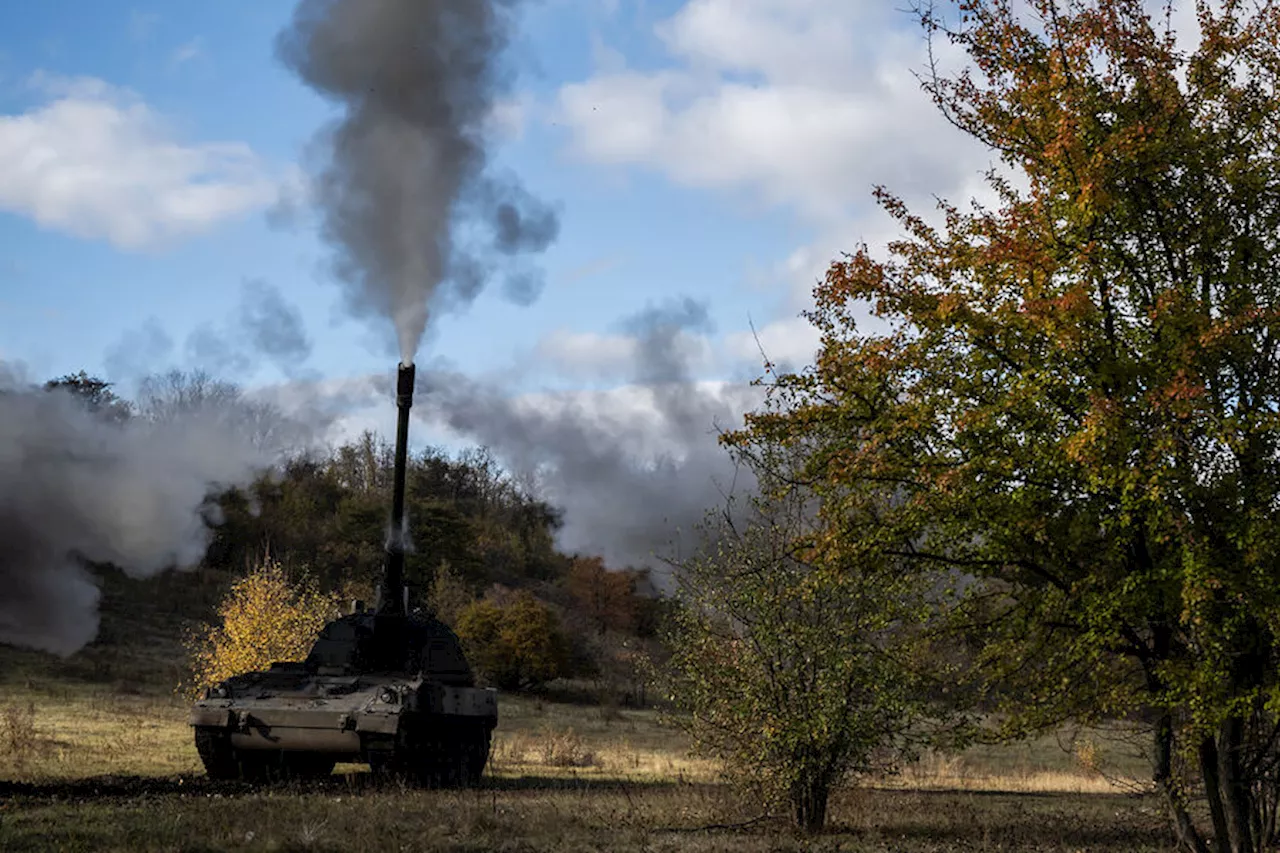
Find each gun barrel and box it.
[379,361,415,615]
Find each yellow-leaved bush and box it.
[183,559,341,696]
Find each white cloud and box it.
[0,74,278,249]
[556,0,993,225]
[551,0,1007,381]
[534,329,639,376]
[533,327,715,380]
[724,315,821,373]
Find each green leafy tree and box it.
[738,2,1280,849]
[665,452,932,833]
[45,371,131,422]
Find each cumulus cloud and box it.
[0,74,278,249]
[557,0,992,225]
[533,327,715,381]
[724,316,821,374]
[550,0,1011,386]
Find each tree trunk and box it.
[791,776,830,833]
[1217,717,1256,853]
[1145,624,1209,853]
[1201,736,1234,853]
[1154,713,1209,853]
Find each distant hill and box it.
[0,564,235,697]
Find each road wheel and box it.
[461,727,492,785]
[194,727,239,780]
[283,753,337,778]
[236,750,281,782]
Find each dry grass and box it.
[488,695,721,781]
[892,750,1142,794]
[0,686,1175,851]
[0,685,1153,796]
[0,702,56,774]
[0,778,1173,852]
[0,689,201,781]
[0,566,1177,849]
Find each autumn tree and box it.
[184,558,340,696]
[738,2,1280,850]
[455,591,573,691]
[426,560,477,627]
[665,445,934,833]
[566,556,641,634]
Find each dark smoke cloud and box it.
[0,363,299,656]
[278,0,559,365]
[402,299,764,578]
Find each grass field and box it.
[0,681,1176,851]
[1,778,1173,853]
[0,570,1178,851]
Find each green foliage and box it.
[40,371,655,705]
[664,450,934,833]
[455,591,574,691]
[426,560,477,627]
[734,2,1280,849]
[44,371,131,423]
[201,436,566,597]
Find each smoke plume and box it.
[105,280,314,384]
[277,0,558,365]
[0,364,312,656]
[408,300,765,578]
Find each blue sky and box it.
[0,0,1002,442]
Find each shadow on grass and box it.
[482,773,699,792]
[0,770,695,803]
[820,787,1170,850]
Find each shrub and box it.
[539,727,597,768]
[666,480,934,833]
[184,558,340,696]
[0,702,53,773]
[455,591,572,691]
[427,560,476,627]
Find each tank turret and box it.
[189,361,497,786]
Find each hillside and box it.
[0,564,235,697]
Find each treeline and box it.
[205,433,664,698]
[206,434,563,593]
[44,369,663,702]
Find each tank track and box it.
[368,718,492,787]
[194,727,336,782]
[194,727,239,780]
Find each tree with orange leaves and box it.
[735,2,1280,850]
[566,556,641,635]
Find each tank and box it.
[189,362,498,785]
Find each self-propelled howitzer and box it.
[189,362,498,784]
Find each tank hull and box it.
[189,668,497,784]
